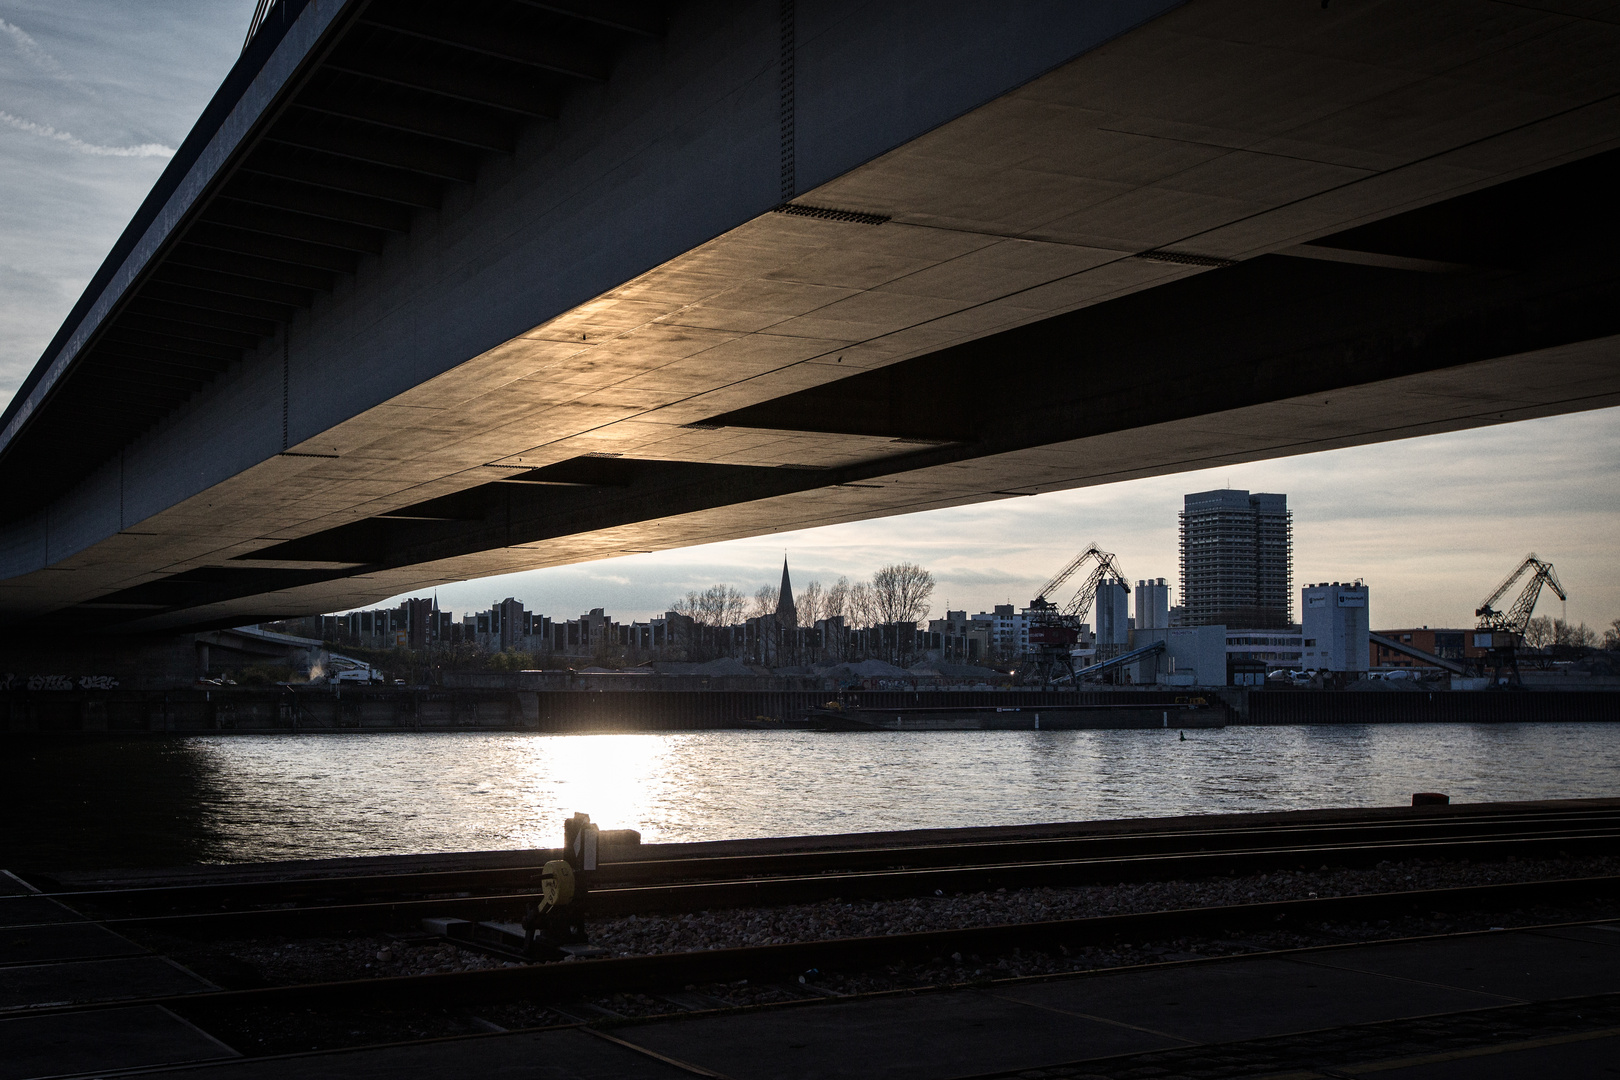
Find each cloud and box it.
[0,262,68,403]
[0,2,263,409]
[931,567,1031,587]
[0,16,82,91]
[0,109,171,157]
[0,260,63,305]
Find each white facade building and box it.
[1094,577,1130,650]
[972,605,1029,658]
[1301,582,1370,672]
[1225,630,1304,666]
[1135,578,1171,630]
[1224,628,1303,684]
[1132,624,1228,686]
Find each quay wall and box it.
[0,687,1615,734]
[1245,689,1620,725]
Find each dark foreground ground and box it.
[9,915,1618,1079]
[3,803,1617,1078]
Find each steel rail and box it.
[13,875,1618,1026]
[71,826,1620,935]
[44,807,1620,917]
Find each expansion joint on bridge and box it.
[779,0,795,202]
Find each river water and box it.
[2,724,1616,871]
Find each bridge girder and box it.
[2,0,1618,633]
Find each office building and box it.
[1179,489,1293,629]
[973,605,1029,659]
[1226,628,1305,682]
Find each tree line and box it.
[1521,615,1620,652]
[670,562,936,629]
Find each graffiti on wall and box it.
[0,674,120,691]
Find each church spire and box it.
[776,556,797,627]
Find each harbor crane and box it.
[1024,545,1129,687]
[1474,553,1566,682]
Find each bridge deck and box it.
[3,0,1619,632]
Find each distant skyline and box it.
[382,408,1620,634]
[2,2,1616,638]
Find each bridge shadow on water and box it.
[0,737,227,872]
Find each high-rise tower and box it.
[1179,489,1293,628]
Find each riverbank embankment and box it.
[1,686,1615,733]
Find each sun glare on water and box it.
[514,733,674,846]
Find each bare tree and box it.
[823,577,851,623]
[1606,618,1620,651]
[798,580,824,626]
[675,584,746,627]
[696,587,727,626]
[848,582,878,628]
[1522,615,1554,650]
[748,584,779,621]
[1555,615,1594,650]
[1554,619,1598,649]
[721,585,746,626]
[871,562,936,625]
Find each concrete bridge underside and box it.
[1,0,1617,634]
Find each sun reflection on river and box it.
[8,724,1616,868]
[515,733,673,847]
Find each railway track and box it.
[8,877,1618,1043]
[33,803,1620,904]
[5,803,1617,1066]
[27,806,1620,936]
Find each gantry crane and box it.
[1023,545,1129,687]
[1474,553,1566,682]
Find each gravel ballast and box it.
[150,851,1617,990]
[589,852,1616,957]
[132,850,1619,1053]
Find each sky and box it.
[0,1,258,395]
[1,2,1616,636]
[409,409,1620,633]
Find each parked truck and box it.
[326,654,382,684]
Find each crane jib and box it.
[1475,553,1566,637]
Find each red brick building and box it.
[1370,627,1494,669]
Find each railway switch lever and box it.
[523,812,597,954]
